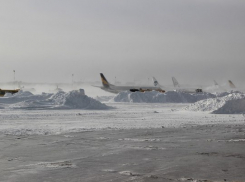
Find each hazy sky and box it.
[0,0,245,85]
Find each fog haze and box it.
[0,0,244,86]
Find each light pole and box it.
[13,70,15,89]
[13,70,15,82]
[72,74,74,89]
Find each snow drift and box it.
[1,90,52,104]
[112,91,216,103]
[0,89,111,110]
[213,98,245,114]
[94,96,114,102]
[185,91,245,114]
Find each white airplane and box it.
[213,80,229,91]
[167,77,239,93]
[172,77,180,88]
[152,77,203,93]
[96,73,164,94]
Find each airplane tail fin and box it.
[172,77,180,87]
[100,73,113,88]
[228,80,236,88]
[213,80,219,86]
[152,77,160,87]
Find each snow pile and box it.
[186,91,245,113]
[0,89,111,110]
[3,92,15,97]
[3,90,34,97]
[48,89,110,109]
[213,98,245,114]
[212,91,231,97]
[94,95,114,102]
[112,91,216,103]
[12,90,34,97]
[1,90,52,105]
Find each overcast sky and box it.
[0,0,244,85]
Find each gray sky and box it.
[0,0,245,85]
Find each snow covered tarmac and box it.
[0,102,244,136]
[0,102,245,181]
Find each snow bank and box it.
[48,89,110,109]
[212,91,231,98]
[0,89,111,110]
[94,96,114,102]
[185,91,245,114]
[112,91,216,103]
[213,98,245,114]
[1,90,51,104]
[3,90,33,97]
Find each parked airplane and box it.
[227,80,245,92]
[152,77,202,93]
[213,80,226,91]
[228,80,236,88]
[205,80,239,92]
[213,80,219,86]
[172,77,180,88]
[0,88,20,97]
[96,73,163,94]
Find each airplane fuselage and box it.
[0,89,20,97]
[101,85,162,94]
[98,73,163,94]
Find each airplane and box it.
[96,73,164,94]
[227,80,245,92]
[228,80,236,88]
[172,77,180,88]
[210,80,236,91]
[0,88,20,97]
[212,80,226,91]
[213,80,219,86]
[204,80,239,93]
[204,80,227,92]
[152,77,203,93]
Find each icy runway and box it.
[0,102,244,136]
[0,101,245,181]
[0,123,245,182]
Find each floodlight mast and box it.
[72,74,74,89]
[13,70,15,89]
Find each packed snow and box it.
[0,87,245,136]
[185,91,245,114]
[1,89,245,114]
[110,90,245,114]
[0,89,111,110]
[112,90,216,103]
[94,95,114,102]
[212,98,245,114]
[1,102,244,136]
